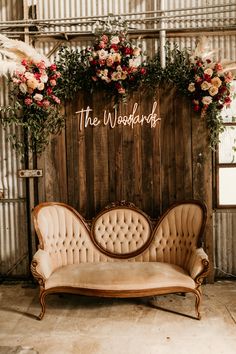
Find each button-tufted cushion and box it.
[135,202,205,268]
[36,204,108,270]
[91,207,152,258]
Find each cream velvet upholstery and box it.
[45,262,195,291]
[92,208,152,255]
[135,203,204,270]
[31,201,209,320]
[35,204,108,274]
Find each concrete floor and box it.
[0,280,235,354]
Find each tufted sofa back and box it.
[33,201,206,271]
[91,205,152,258]
[33,203,108,271]
[135,201,206,268]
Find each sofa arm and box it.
[31,249,53,285]
[188,248,210,284]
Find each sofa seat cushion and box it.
[45,262,195,291]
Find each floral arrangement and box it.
[12,59,61,110]
[83,31,146,98]
[187,56,233,115]
[56,28,147,104]
[5,59,64,155]
[184,51,235,147]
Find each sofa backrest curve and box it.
[33,200,207,270]
[135,201,207,269]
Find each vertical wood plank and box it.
[92,91,109,214]
[174,91,193,200]
[192,110,213,282]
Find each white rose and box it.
[204,68,213,77]
[129,57,141,68]
[40,74,48,83]
[98,49,108,60]
[110,36,120,44]
[37,82,45,91]
[24,72,34,79]
[33,93,43,101]
[19,83,27,94]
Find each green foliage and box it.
[0,101,64,157]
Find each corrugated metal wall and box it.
[214,211,236,277]
[0,0,29,278]
[0,0,235,278]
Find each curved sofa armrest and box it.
[31,249,53,285]
[188,248,210,284]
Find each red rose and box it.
[204,74,211,82]
[125,47,133,55]
[140,68,146,75]
[47,87,53,95]
[110,44,118,52]
[224,96,231,106]
[50,64,57,71]
[193,104,200,112]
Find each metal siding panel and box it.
[0,74,28,278]
[214,211,236,277]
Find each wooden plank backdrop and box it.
[37,85,213,279]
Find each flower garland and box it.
[1,59,64,155]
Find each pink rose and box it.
[42,100,50,108]
[52,95,60,104]
[225,71,233,83]
[50,64,57,71]
[36,61,46,70]
[99,41,106,49]
[50,79,57,87]
[101,35,108,43]
[34,73,41,80]
[215,63,223,72]
[24,98,33,105]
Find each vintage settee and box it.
[31,200,210,320]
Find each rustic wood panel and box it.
[37,86,213,279]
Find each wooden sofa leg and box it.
[194,290,201,320]
[38,290,46,320]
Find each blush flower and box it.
[202,96,213,105]
[211,77,222,88]
[188,83,196,92]
[209,86,218,96]
[201,81,212,91]
[33,93,43,101]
